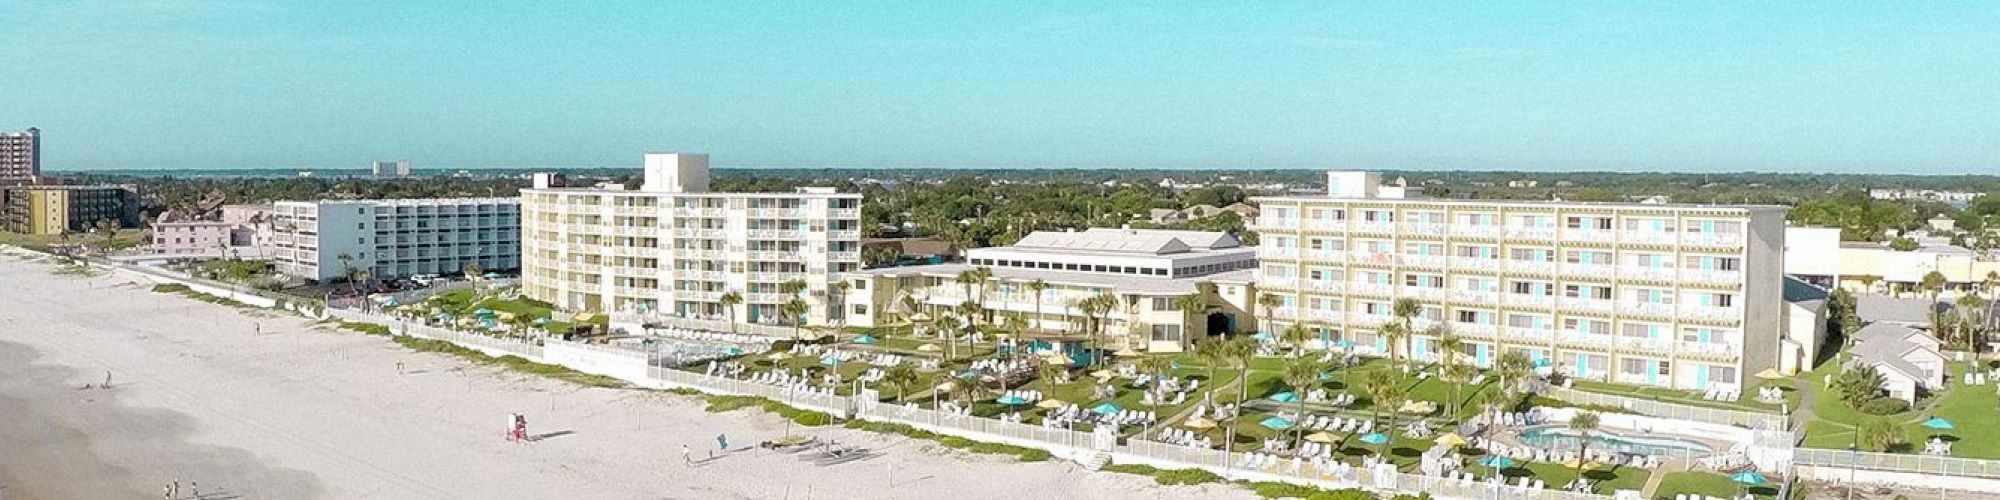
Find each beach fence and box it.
[326,308,544,359]
[612,312,798,338]
[1542,386,1788,430]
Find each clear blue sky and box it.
[5,1,1998,172]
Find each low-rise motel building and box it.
[842,228,1259,354]
[1251,171,1788,392]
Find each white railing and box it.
[1302,250,1346,262]
[1683,305,1743,323]
[1453,290,1497,304]
[1559,333,1616,350]
[1303,280,1346,294]
[673,207,726,218]
[1682,232,1746,247]
[746,250,800,261]
[1398,222,1449,235]
[1400,254,1448,268]
[1400,286,1450,302]
[1353,221,1395,233]
[1678,342,1741,359]
[1258,247,1300,260]
[1502,327,1552,343]
[1561,229,1617,243]
[1303,219,1345,231]
[1505,226,1557,240]
[1258,217,1300,231]
[827,208,861,219]
[1349,282,1393,297]
[1622,265,1677,281]
[1794,448,2000,479]
[1560,297,1614,314]
[1625,301,1676,318]
[829,250,861,262]
[675,290,724,302]
[1452,224,1503,238]
[608,225,659,237]
[1506,294,1557,309]
[1542,386,1786,429]
[1508,261,1556,275]
[828,229,861,240]
[746,292,792,303]
[1350,252,1397,266]
[674,228,725,239]
[748,228,806,239]
[747,207,806,219]
[1620,230,1678,245]
[1564,264,1616,280]
[612,205,660,216]
[676,269,724,281]
[1451,256,1502,272]
[1260,276,1300,290]
[1683,270,1744,286]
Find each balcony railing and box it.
[829,250,861,261]
[1451,224,1503,239]
[746,250,801,261]
[673,207,726,218]
[1560,297,1615,314]
[1302,280,1346,294]
[612,205,660,216]
[1564,263,1617,280]
[1683,270,1744,286]
[1454,322,1498,337]
[748,229,805,239]
[1258,247,1300,260]
[1303,219,1346,231]
[1302,250,1347,262]
[676,269,725,281]
[1259,276,1300,290]
[1679,342,1741,358]
[1400,254,1448,268]
[1501,327,1553,343]
[1398,222,1449,235]
[1617,337,1674,353]
[1505,294,1557,309]
[1683,305,1743,322]
[1350,252,1398,266]
[1349,282,1394,297]
[1622,266,1677,281]
[1559,333,1616,350]
[1682,232,1746,247]
[827,208,861,219]
[1450,257,1502,272]
[747,207,806,219]
[1625,301,1676,318]
[672,227,724,238]
[1620,230,1678,245]
[1508,261,1556,275]
[747,272,796,283]
[1453,290,1498,304]
[675,290,724,302]
[608,225,659,236]
[828,229,861,240]
[1562,229,1617,244]
[1352,221,1396,233]
[1399,286,1451,302]
[1505,226,1556,240]
[1258,217,1300,231]
[745,292,793,303]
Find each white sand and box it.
[0,253,1254,499]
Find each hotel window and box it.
[1309,238,1345,251]
[1511,214,1553,228]
[1358,270,1392,284]
[1455,245,1497,259]
[1510,280,1553,296]
[1627,287,1672,304]
[1310,208,1346,220]
[1681,327,1736,344]
[1361,210,1394,222]
[1152,298,1174,310]
[1407,212,1445,224]
[1685,220,1744,235]
[1686,292,1736,308]
[1683,255,1740,271]
[1563,284,1611,300]
[1151,324,1184,342]
[1404,243,1444,255]
[1361,301,1389,315]
[1627,252,1670,268]
[1506,314,1549,329]
[1457,213,1498,226]
[1357,239,1393,254]
[1621,322,1663,339]
[1564,216,1612,230]
[1402,274,1444,288]
[1564,250,1612,264]
[1563,318,1611,335]
[1707,365,1738,385]
[1622,218,1675,232]
[1456,309,1494,324]
[1509,248,1554,262]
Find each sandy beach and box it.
[0,252,1253,499]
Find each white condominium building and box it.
[519,153,863,325]
[1253,171,1786,392]
[270,198,521,282]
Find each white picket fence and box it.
[1544,386,1788,430]
[1794,447,2000,479]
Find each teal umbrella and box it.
[1358,432,1389,445]
[1091,403,1123,415]
[995,395,1028,405]
[853,334,877,344]
[723,346,744,356]
[1729,470,1766,486]
[1922,417,1955,430]
[483,272,501,278]
[1259,417,1294,430]
[1477,455,1513,468]
[1269,392,1299,403]
[473,307,495,316]
[533,317,550,325]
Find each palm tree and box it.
[881,364,920,402]
[1494,351,1533,407]
[955,268,982,311]
[969,266,994,324]
[1027,279,1049,333]
[1138,355,1172,385]
[718,291,744,334]
[1986,271,2000,300]
[950,376,994,408]
[780,298,810,341]
[1172,290,1208,348]
[462,262,483,281]
[1954,295,1987,351]
[1362,369,1404,457]
[1224,336,1257,404]
[1388,297,1421,364]
[1378,321,1408,366]
[1190,336,1226,381]
[335,252,356,292]
[93,218,119,249]
[933,310,962,361]
[1257,292,1283,341]
[1279,322,1313,355]
[954,300,981,356]
[1074,292,1118,366]
[1569,411,1602,472]
[1857,418,1903,452]
[1280,357,1324,445]
[827,280,852,326]
[1434,330,1465,417]
[1036,358,1069,387]
[1920,270,1947,329]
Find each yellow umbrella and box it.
[1090,369,1115,379]
[767,352,793,360]
[917,343,942,352]
[1036,399,1067,409]
[935,381,956,392]
[1754,368,1786,380]
[1305,432,1338,443]
[1114,348,1144,357]
[908,312,931,322]
[1183,417,1217,429]
[1561,458,1601,470]
[1045,354,1073,365]
[1435,432,1469,448]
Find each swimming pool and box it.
[1515,425,1714,456]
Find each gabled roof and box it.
[1014,229,1193,255]
[1851,322,1945,384]
[1081,228,1239,250]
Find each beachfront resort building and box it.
[519,153,863,326]
[1784,226,2000,297]
[842,227,1259,353]
[268,198,521,282]
[0,185,141,235]
[0,128,39,185]
[1251,171,1787,392]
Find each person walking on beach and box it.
[103,370,112,389]
[682,444,693,466]
[396,361,405,375]
[254,322,261,335]
[716,433,729,454]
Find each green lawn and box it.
[1454,461,1651,496]
[1568,378,1789,413]
[0,229,150,252]
[401,288,605,333]
[1653,471,1777,500]
[1803,359,2000,458]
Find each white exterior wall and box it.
[271,199,521,282]
[1783,227,1842,277]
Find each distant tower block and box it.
[640,153,710,193]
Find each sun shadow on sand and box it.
[526,430,576,442]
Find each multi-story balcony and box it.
[1270,307,1301,321]
[747,250,801,261]
[1682,232,1746,247]
[1400,254,1448,268]
[747,207,805,218]
[1679,342,1741,359]
[1508,260,1556,275]
[608,225,659,237]
[564,223,605,233]
[1302,249,1347,262]
[1625,301,1677,318]
[675,249,728,260]
[1352,221,1395,233]
[1452,224,1504,239]
[1454,322,1499,338]
[827,208,861,219]
[1400,286,1451,302]
[1560,297,1615,314]
[673,207,726,218]
[610,246,653,257]
[1682,305,1743,323]
[1303,219,1346,232]
[1506,294,1558,309]
[612,205,659,216]
[1454,289,1498,304]
[1683,269,1744,286]
[1505,226,1557,240]
[1501,326,1553,343]
[1398,222,1449,235]
[1349,282,1394,297]
[564,261,600,273]
[610,266,658,276]
[748,228,805,239]
[1350,252,1397,266]
[614,286,658,297]
[746,271,798,283]
[1565,263,1617,280]
[1260,276,1300,290]
[1451,257,1502,272]
[1258,247,1300,260]
[677,269,725,281]
[1258,217,1300,231]
[674,227,725,239]
[1558,332,1616,350]
[1617,336,1674,354]
[1350,314,1392,328]
[1620,230,1678,246]
[1622,266,1677,281]
[1562,229,1617,244]
[745,292,792,303]
[675,290,724,302]
[1300,280,1346,294]
[828,229,861,240]
[829,250,861,261]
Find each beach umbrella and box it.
[1436,432,1469,448]
[1037,399,1067,410]
[1114,348,1143,358]
[917,343,941,352]
[1305,432,1338,443]
[1045,353,1073,366]
[1259,417,1295,430]
[483,272,501,279]
[995,395,1029,405]
[853,334,877,345]
[533,317,550,326]
[1477,455,1513,469]
[1358,432,1389,445]
[767,352,792,360]
[473,307,494,315]
[1754,368,1786,380]
[1091,403,1123,415]
[1532,358,1552,368]
[1090,369,1115,379]
[1729,470,1767,486]
[1922,417,1955,430]
[935,381,956,392]
[1183,417,1217,430]
[1253,331,1274,342]
[1269,392,1299,403]
[722,346,744,356]
[907,312,931,323]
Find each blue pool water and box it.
[1515,425,1713,456]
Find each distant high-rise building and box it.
[371,159,412,178]
[0,185,141,235]
[0,128,40,185]
[269,198,520,281]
